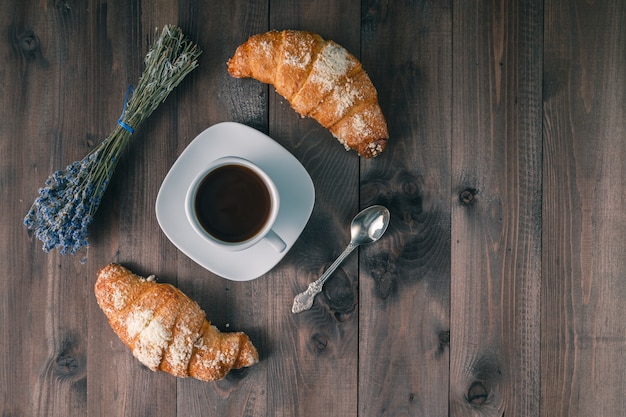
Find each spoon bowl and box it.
[350,205,390,245]
[292,205,390,313]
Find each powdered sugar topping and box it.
[133,318,172,370]
[125,307,154,339]
[194,327,239,372]
[308,43,353,94]
[284,49,311,70]
[258,40,273,58]
[333,78,363,117]
[352,113,372,137]
[111,286,127,310]
[166,323,196,371]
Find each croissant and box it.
[94,263,259,381]
[227,30,388,158]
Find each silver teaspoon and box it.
[292,205,390,313]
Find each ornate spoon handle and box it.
[292,242,357,313]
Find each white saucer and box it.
[155,122,315,281]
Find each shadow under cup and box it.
[186,157,286,252]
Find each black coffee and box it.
[194,164,271,243]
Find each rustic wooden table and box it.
[2,1,625,416]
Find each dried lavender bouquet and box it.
[24,25,201,255]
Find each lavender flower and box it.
[24,25,201,255]
[23,148,111,254]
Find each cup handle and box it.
[265,229,287,253]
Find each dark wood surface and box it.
[2,1,625,416]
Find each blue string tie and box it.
[117,85,135,134]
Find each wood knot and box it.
[363,2,382,23]
[55,355,80,376]
[55,0,73,13]
[51,331,85,380]
[322,268,356,314]
[369,256,396,299]
[376,272,394,299]
[435,330,450,357]
[467,381,489,405]
[311,333,328,353]
[15,29,40,59]
[459,188,478,205]
[402,180,419,197]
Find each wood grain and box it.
[172,2,271,417]
[265,1,362,416]
[84,4,179,417]
[451,0,542,416]
[5,3,93,417]
[2,1,626,416]
[542,1,626,415]
[2,3,43,416]
[358,1,452,416]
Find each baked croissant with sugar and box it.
[228,30,388,158]
[95,263,259,381]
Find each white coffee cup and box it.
[185,157,286,252]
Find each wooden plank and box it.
[84,2,180,416]
[450,0,542,416]
[171,2,271,417]
[542,1,626,415]
[0,1,42,414]
[357,1,453,416]
[6,1,626,416]
[263,1,362,416]
[1,2,95,417]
